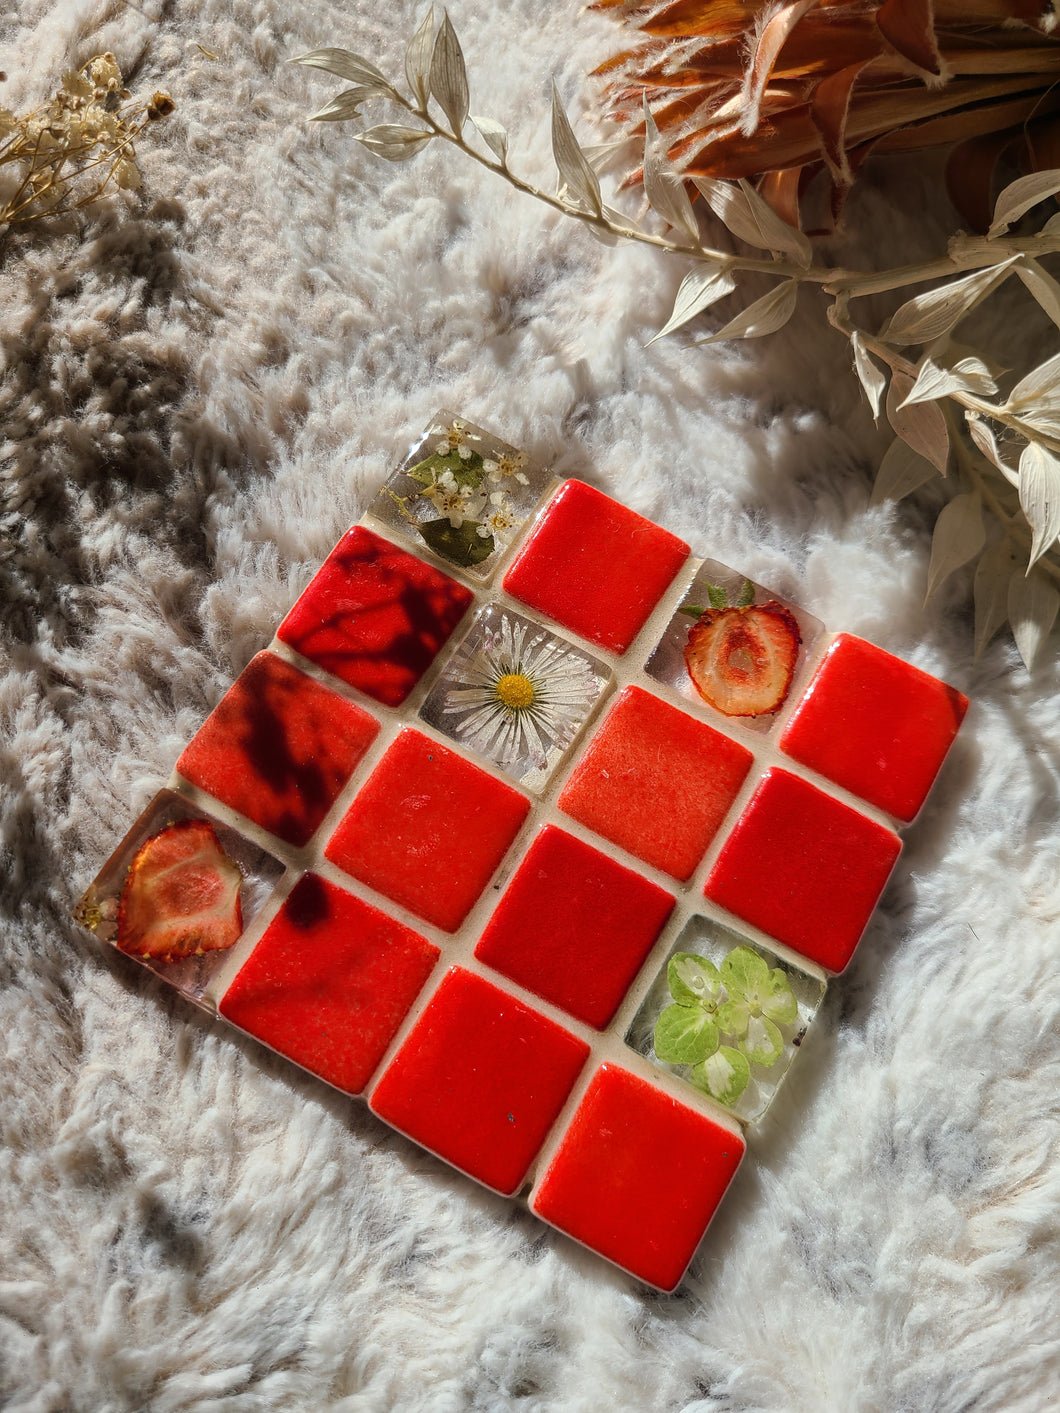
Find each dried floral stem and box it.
[294,17,1060,666]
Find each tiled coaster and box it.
[74,410,970,1291]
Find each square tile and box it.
[474,824,675,1029]
[369,967,590,1195]
[324,729,531,932]
[530,1063,745,1291]
[418,604,611,794]
[177,651,380,848]
[368,412,554,580]
[73,790,283,1008]
[704,768,902,973]
[219,873,439,1096]
[276,525,473,707]
[779,633,969,822]
[558,685,754,881]
[645,558,823,732]
[625,916,826,1123]
[503,480,689,654]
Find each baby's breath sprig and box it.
[0,54,174,232]
[294,10,1060,668]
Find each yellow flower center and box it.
[495,672,535,711]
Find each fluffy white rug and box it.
[2,1,1059,1410]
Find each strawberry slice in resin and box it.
[684,601,801,718]
[116,819,244,962]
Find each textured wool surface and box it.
[2,2,1059,1411]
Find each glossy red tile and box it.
[530,1063,745,1291]
[177,651,380,848]
[370,967,590,1195]
[502,480,689,654]
[704,768,902,973]
[474,825,675,1029]
[325,729,531,932]
[779,634,969,822]
[557,686,754,881]
[219,874,439,1095]
[276,525,473,707]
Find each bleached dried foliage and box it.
[295,11,1060,669]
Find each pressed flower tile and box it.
[74,412,970,1291]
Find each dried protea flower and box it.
[591,0,1060,229]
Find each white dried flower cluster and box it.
[0,54,174,229]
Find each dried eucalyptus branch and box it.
[0,54,174,232]
[293,10,1060,669]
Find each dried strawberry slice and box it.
[684,602,801,717]
[116,819,243,962]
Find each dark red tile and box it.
[779,634,969,822]
[704,768,902,973]
[177,652,379,847]
[502,480,689,654]
[475,825,674,1029]
[219,874,439,1095]
[325,730,531,932]
[276,525,473,707]
[370,968,590,1195]
[557,686,753,881]
[531,1063,744,1290]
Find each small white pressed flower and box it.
[442,613,599,770]
[434,418,475,460]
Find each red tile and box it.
[219,874,439,1095]
[475,825,674,1029]
[276,526,473,707]
[779,634,969,823]
[704,768,902,973]
[370,968,590,1195]
[557,686,753,881]
[502,480,689,654]
[325,730,531,932]
[177,652,379,847]
[531,1063,744,1291]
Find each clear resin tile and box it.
[625,915,826,1124]
[368,411,554,581]
[74,790,284,1009]
[419,604,612,793]
[645,558,823,733]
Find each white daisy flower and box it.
[441,614,599,771]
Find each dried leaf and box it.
[693,176,812,267]
[852,333,887,422]
[880,261,1016,346]
[429,13,469,136]
[925,491,985,603]
[966,413,1020,488]
[1016,259,1060,331]
[988,169,1060,237]
[887,371,950,473]
[642,97,700,245]
[1008,565,1060,670]
[870,436,938,507]
[311,86,391,122]
[973,537,1018,659]
[1018,441,1060,569]
[900,355,998,407]
[292,48,390,89]
[405,6,435,110]
[352,125,433,161]
[1006,350,1060,417]
[471,115,508,166]
[694,281,797,344]
[550,83,602,218]
[648,266,737,346]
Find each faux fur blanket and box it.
[2,1,1058,1410]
